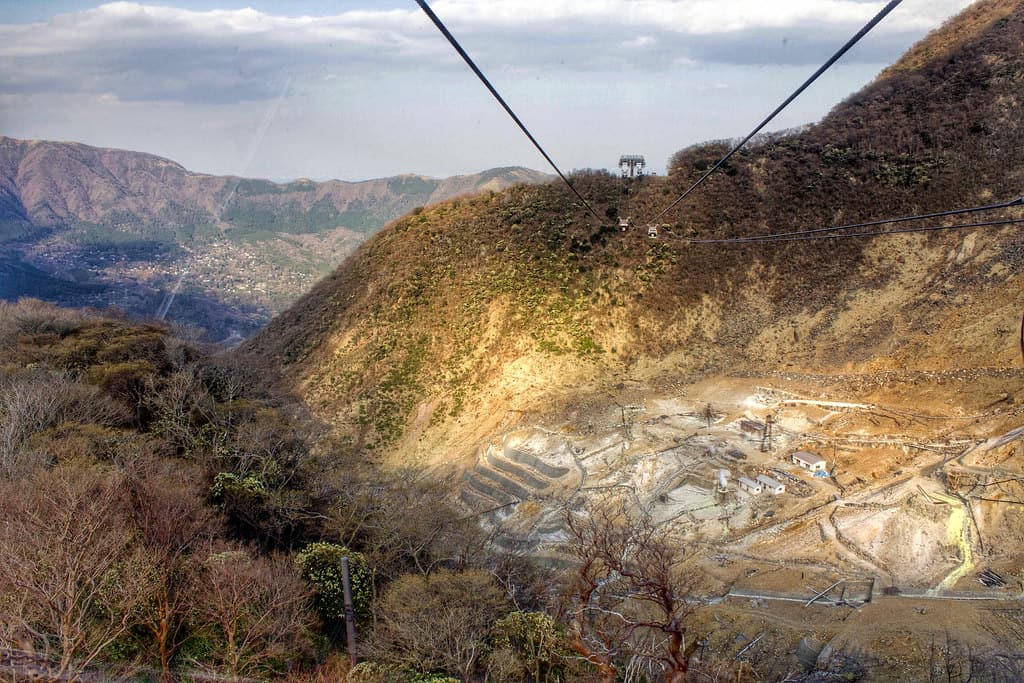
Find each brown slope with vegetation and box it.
[0,299,531,682]
[244,0,1024,464]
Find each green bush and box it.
[347,661,408,683]
[411,674,460,683]
[296,542,373,623]
[490,611,567,683]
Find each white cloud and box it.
[0,0,977,104]
[427,0,972,33]
[622,35,657,50]
[0,2,434,58]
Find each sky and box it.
[0,0,977,181]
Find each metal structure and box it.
[341,556,358,666]
[760,414,775,452]
[619,154,646,178]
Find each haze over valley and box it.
[0,136,549,339]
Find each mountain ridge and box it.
[243,0,1024,463]
[0,136,551,337]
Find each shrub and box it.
[490,611,567,683]
[296,542,373,623]
[347,661,408,683]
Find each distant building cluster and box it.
[725,448,829,499]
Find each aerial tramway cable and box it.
[663,197,1024,245]
[670,216,1024,244]
[646,0,905,225]
[413,0,603,222]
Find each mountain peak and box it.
[0,137,552,338]
[877,0,1020,80]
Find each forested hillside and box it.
[0,300,557,681]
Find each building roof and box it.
[792,450,826,464]
[756,474,784,489]
[737,476,761,489]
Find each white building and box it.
[737,476,762,494]
[792,451,827,472]
[756,474,785,495]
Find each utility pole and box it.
[341,556,358,666]
[1019,306,1023,366]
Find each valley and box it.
[0,136,550,339]
[2,0,1024,679]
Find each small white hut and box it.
[737,476,762,494]
[792,451,827,472]
[756,474,785,495]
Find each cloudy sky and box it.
[0,0,975,181]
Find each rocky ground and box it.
[448,367,1024,678]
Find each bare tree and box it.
[0,461,154,681]
[193,546,315,680]
[370,568,509,680]
[146,366,216,457]
[356,469,483,579]
[0,370,127,478]
[125,459,217,681]
[564,494,702,683]
[563,500,631,683]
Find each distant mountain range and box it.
[0,136,550,339]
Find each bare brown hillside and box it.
[245,0,1024,465]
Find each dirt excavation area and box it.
[455,366,1024,674]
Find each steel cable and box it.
[647,0,904,224]
[414,0,603,221]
